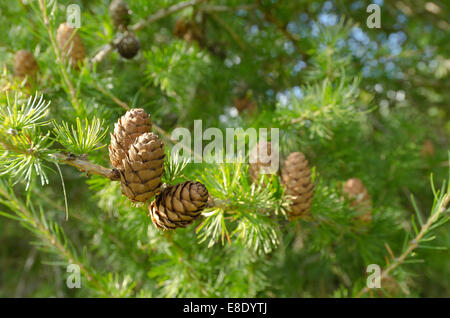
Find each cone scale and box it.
[109,108,152,170]
[119,132,165,202]
[149,181,209,230]
[281,152,314,218]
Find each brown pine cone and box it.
[342,178,372,222]
[281,152,314,218]
[120,132,165,202]
[56,23,86,68]
[421,139,435,158]
[13,50,38,79]
[249,141,276,183]
[109,0,131,30]
[149,181,209,230]
[233,96,257,114]
[173,19,189,39]
[117,33,140,59]
[109,108,152,169]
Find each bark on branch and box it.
[53,153,121,181]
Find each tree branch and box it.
[131,0,209,32]
[356,193,450,297]
[0,135,120,181]
[52,153,121,181]
[91,0,209,64]
[200,4,257,12]
[207,11,246,51]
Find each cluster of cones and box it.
[12,21,86,84]
[109,108,209,230]
[12,0,139,80]
[249,141,373,222]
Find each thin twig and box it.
[0,135,120,181]
[54,162,69,221]
[91,81,130,111]
[38,0,82,113]
[91,45,115,64]
[207,11,246,51]
[91,0,209,64]
[131,0,209,32]
[356,194,450,297]
[200,4,257,12]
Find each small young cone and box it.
[249,141,275,183]
[173,19,202,43]
[120,133,165,202]
[109,108,152,169]
[173,19,189,39]
[233,96,257,114]
[14,50,38,79]
[117,33,140,59]
[149,181,209,230]
[281,152,314,218]
[56,23,86,68]
[109,0,131,30]
[342,178,372,222]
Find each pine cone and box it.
[120,132,165,202]
[421,139,435,158]
[13,50,38,78]
[281,152,314,218]
[173,19,189,39]
[173,19,200,43]
[342,178,372,222]
[109,0,131,30]
[249,141,276,183]
[233,96,257,114]
[56,23,86,68]
[149,181,209,230]
[109,108,152,169]
[117,33,140,59]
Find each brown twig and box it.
[91,81,130,111]
[132,0,209,32]
[0,134,120,181]
[200,4,257,12]
[90,85,204,162]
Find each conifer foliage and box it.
[0,0,449,298]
